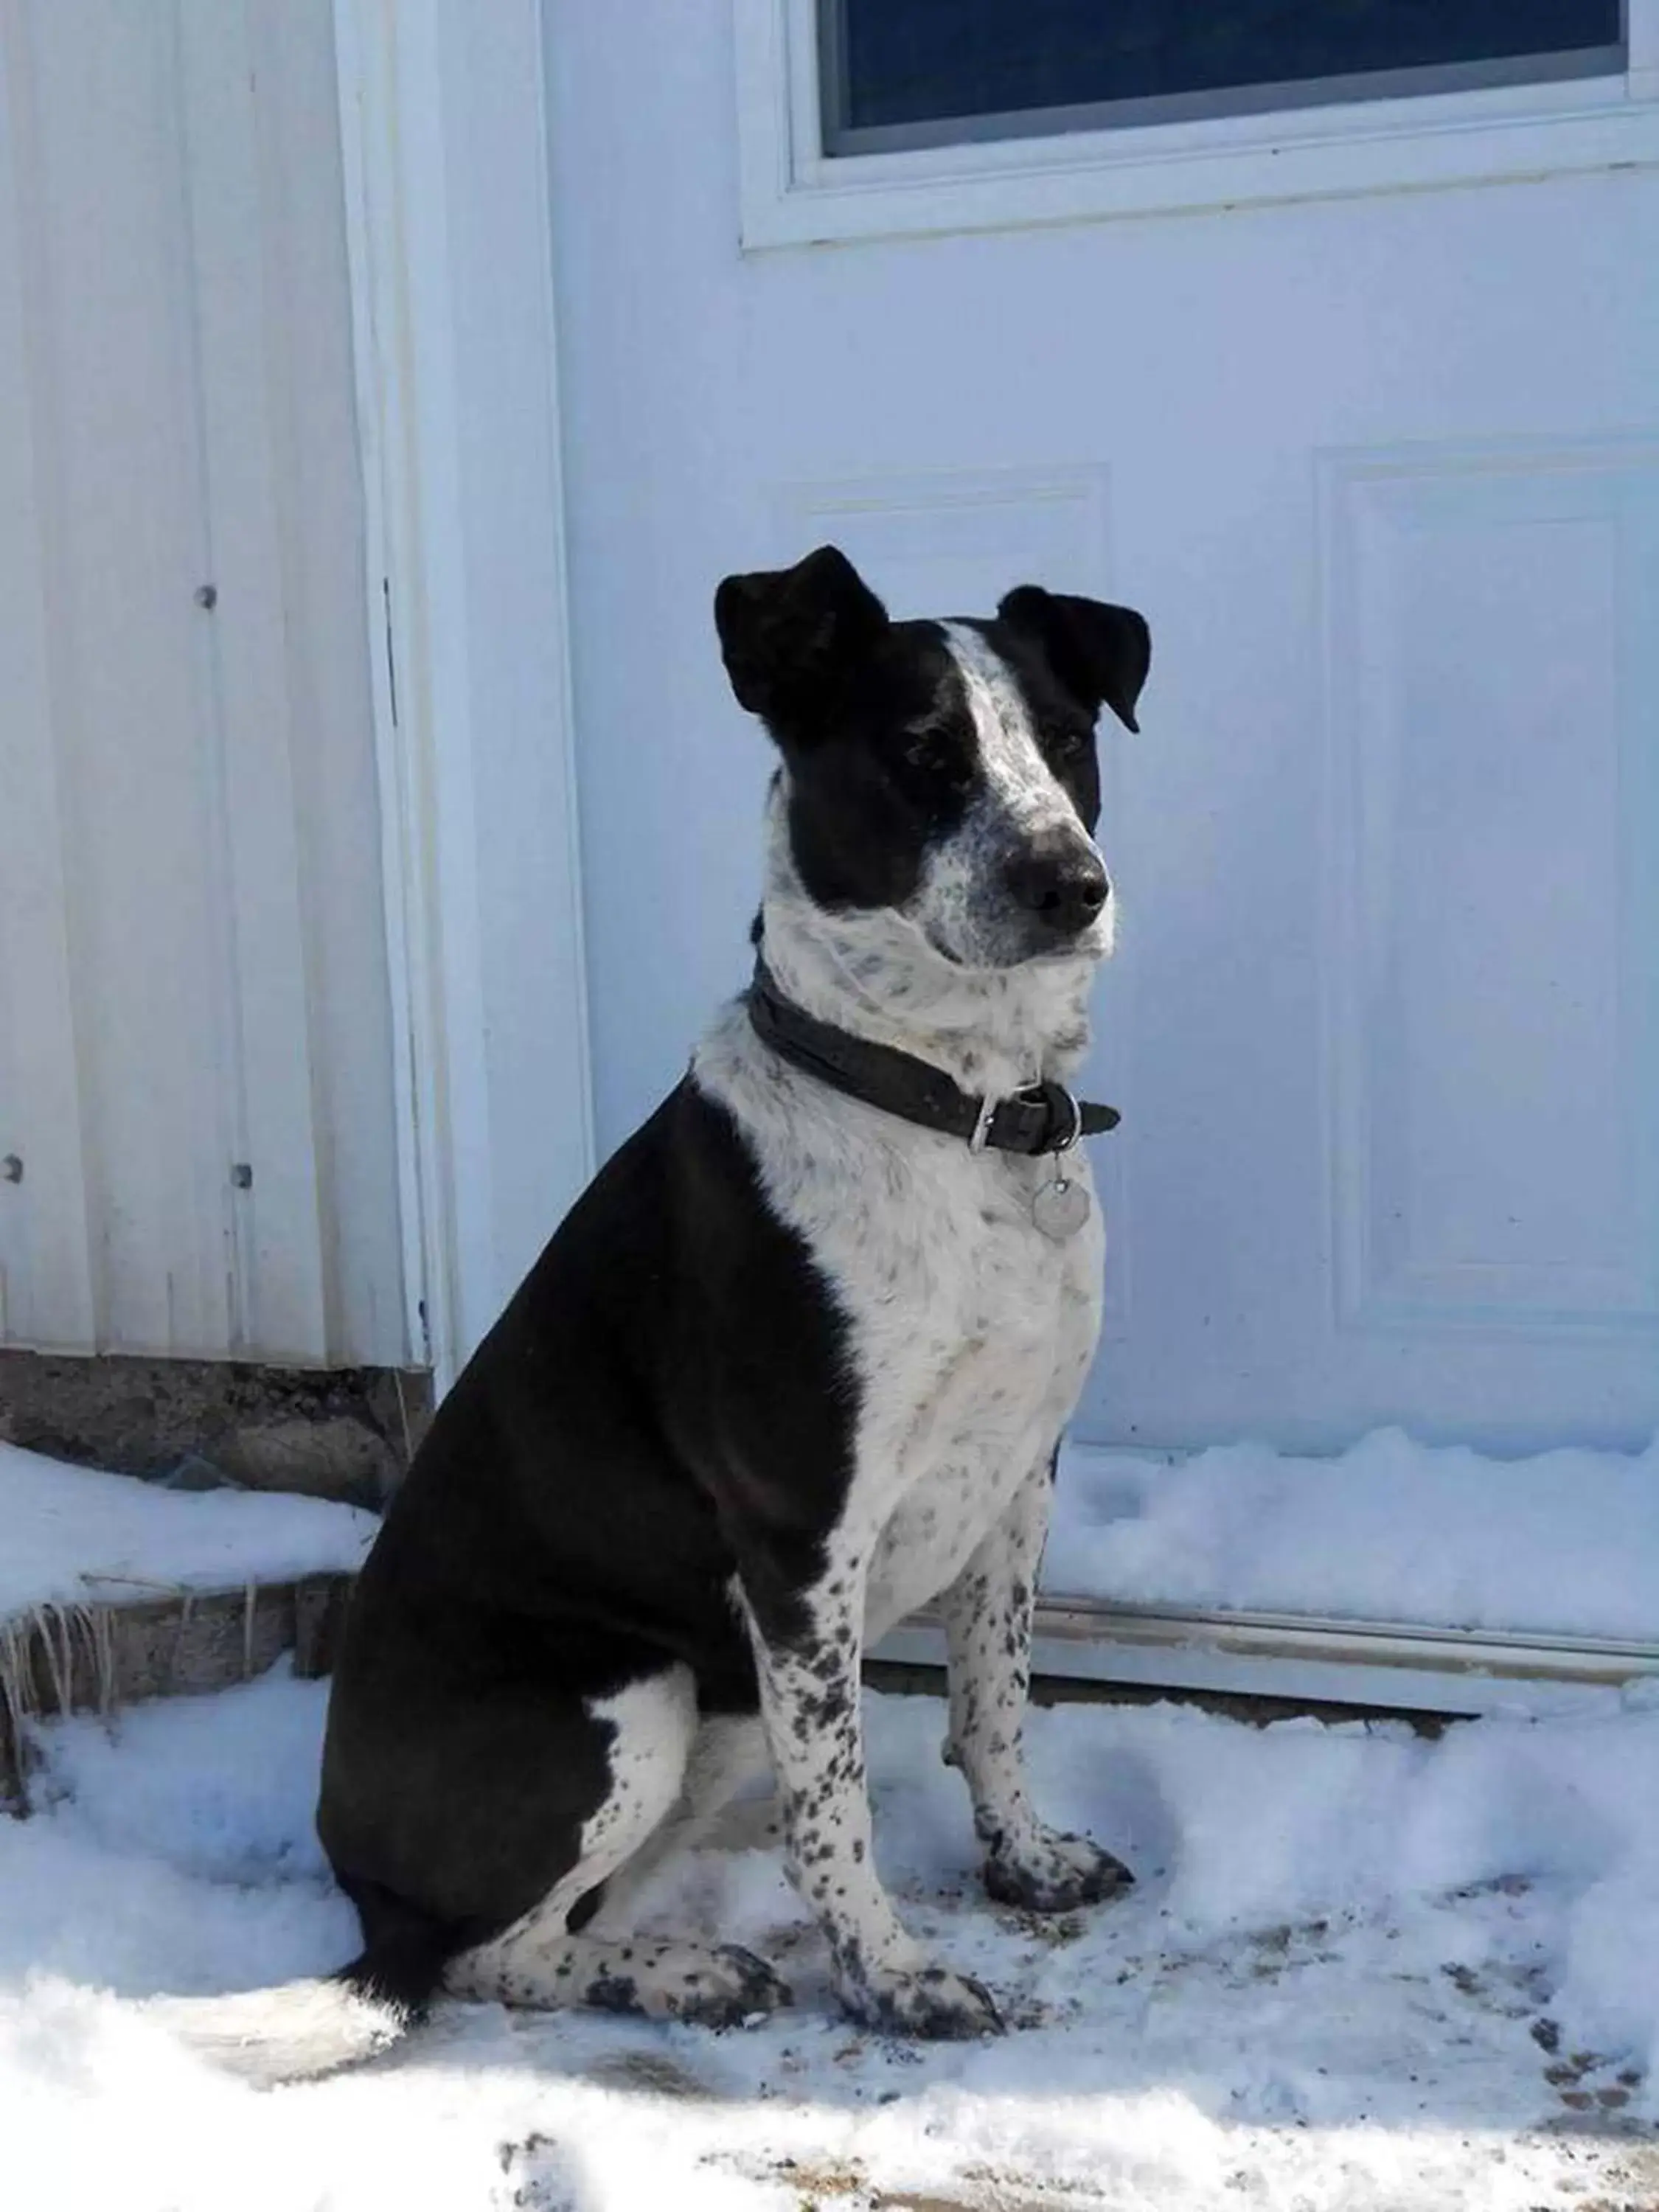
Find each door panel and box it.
[544,0,1659,1454]
[1327,445,1659,1337]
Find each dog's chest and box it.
[695,1010,1104,1626]
[830,1133,1102,1446]
[844,1138,1103,1633]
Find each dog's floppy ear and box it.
[714,546,890,728]
[997,585,1150,733]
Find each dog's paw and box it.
[586,1941,792,2030]
[983,1829,1134,1914]
[839,1961,1005,2041]
[678,1944,793,2029]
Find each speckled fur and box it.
[912,624,1116,975]
[939,1460,1132,1913]
[443,1674,790,2025]
[684,625,1128,2034]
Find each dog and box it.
[157,545,1150,2081]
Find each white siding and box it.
[0,0,406,1366]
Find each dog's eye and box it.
[893,726,974,803]
[1046,726,1090,765]
[900,731,962,782]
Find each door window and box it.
[822,0,1626,153]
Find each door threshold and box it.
[875,1595,1659,1720]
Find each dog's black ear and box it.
[714,546,890,728]
[997,585,1151,733]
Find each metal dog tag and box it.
[1032,1172,1091,1241]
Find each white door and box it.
[543,2,1659,1467]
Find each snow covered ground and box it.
[0,1439,375,1621]
[4,1663,1658,2211]
[1050,1427,1659,1637]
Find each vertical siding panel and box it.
[17,0,234,1354]
[249,0,408,1366]
[0,4,97,1347]
[175,0,330,1360]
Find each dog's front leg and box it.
[742,1559,1004,2039]
[941,1459,1134,1913]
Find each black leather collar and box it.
[746,962,1119,1157]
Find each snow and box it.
[4,1663,1657,2210]
[0,1440,377,1621]
[1051,1426,1659,1639]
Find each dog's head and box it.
[715,546,1148,972]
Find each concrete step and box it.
[0,1571,354,1812]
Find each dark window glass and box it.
[823,0,1626,153]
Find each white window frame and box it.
[735,0,1659,250]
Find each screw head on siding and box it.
[230,1162,253,1189]
[195,583,218,610]
[1,1154,21,1184]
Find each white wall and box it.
[0,0,406,1367]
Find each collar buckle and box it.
[1048,1082,1082,1155]
[1015,1077,1082,1155]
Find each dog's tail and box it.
[145,1916,454,2087]
[143,1973,411,2086]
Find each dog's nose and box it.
[1004,834,1110,935]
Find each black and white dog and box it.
[164,546,1150,2079]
